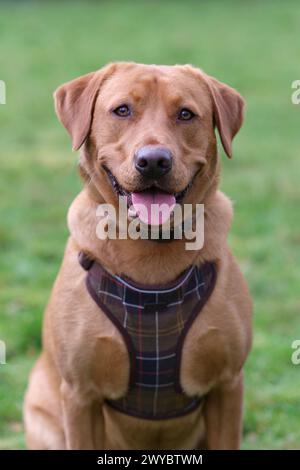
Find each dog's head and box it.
[54,62,244,225]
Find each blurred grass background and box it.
[0,0,300,449]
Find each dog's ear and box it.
[205,75,245,158]
[54,64,116,150]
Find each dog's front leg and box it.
[61,380,103,450]
[203,372,244,450]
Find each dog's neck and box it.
[67,184,233,285]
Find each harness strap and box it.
[78,250,217,420]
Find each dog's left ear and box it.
[205,75,245,158]
[54,63,116,151]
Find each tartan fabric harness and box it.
[79,252,217,420]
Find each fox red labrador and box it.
[24,62,252,450]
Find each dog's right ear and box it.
[54,64,116,151]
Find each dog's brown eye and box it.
[113,105,131,117]
[178,108,195,121]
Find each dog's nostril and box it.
[158,158,170,169]
[137,157,148,168]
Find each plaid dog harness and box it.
[79,252,217,420]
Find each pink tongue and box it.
[131,189,176,225]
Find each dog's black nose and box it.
[134,146,173,179]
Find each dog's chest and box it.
[81,253,217,419]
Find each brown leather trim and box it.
[105,395,203,421]
[174,262,217,393]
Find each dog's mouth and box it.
[103,166,194,226]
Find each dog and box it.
[24,62,252,450]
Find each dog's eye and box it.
[113,105,131,117]
[178,108,195,121]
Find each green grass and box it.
[0,0,300,449]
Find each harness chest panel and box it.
[79,253,217,420]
